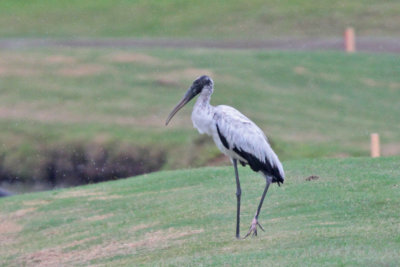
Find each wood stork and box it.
[165,75,284,238]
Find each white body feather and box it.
[191,88,285,181]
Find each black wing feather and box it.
[216,124,229,149]
[233,146,284,185]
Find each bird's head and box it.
[165,75,213,125]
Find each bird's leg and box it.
[244,177,271,238]
[233,159,241,239]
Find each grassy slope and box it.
[0,0,400,38]
[1,48,400,177]
[0,156,399,266]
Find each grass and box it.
[1,47,400,181]
[0,0,400,38]
[0,156,399,266]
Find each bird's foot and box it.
[244,217,265,238]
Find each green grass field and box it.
[1,47,400,183]
[1,156,399,266]
[1,0,400,38]
[1,1,399,265]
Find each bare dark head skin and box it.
[165,75,213,125]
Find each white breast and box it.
[191,91,215,135]
[191,105,214,135]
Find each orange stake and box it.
[371,133,380,158]
[344,27,356,53]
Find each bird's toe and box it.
[244,217,264,238]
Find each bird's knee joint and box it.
[236,189,241,197]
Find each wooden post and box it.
[370,133,380,158]
[344,27,355,53]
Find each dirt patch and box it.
[88,195,123,201]
[389,82,400,90]
[150,67,214,85]
[0,212,24,246]
[12,207,37,217]
[55,191,103,199]
[306,175,319,181]
[0,65,40,77]
[44,55,76,64]
[267,217,285,223]
[318,72,340,82]
[106,115,168,127]
[294,66,309,75]
[68,237,96,247]
[0,53,41,65]
[156,78,180,87]
[331,94,344,103]
[130,223,158,233]
[0,103,169,128]
[19,227,203,266]
[0,206,37,247]
[294,66,340,81]
[331,152,351,158]
[127,227,204,249]
[57,64,106,77]
[0,105,83,124]
[0,220,22,246]
[316,221,338,225]
[107,52,161,65]
[0,221,22,235]
[0,53,43,77]
[382,142,400,156]
[85,214,113,222]
[360,78,399,89]
[23,200,51,206]
[361,78,380,87]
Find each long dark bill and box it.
[165,88,194,126]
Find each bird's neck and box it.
[194,89,213,111]
[192,89,214,135]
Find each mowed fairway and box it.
[1,47,400,180]
[0,156,399,266]
[1,0,400,38]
